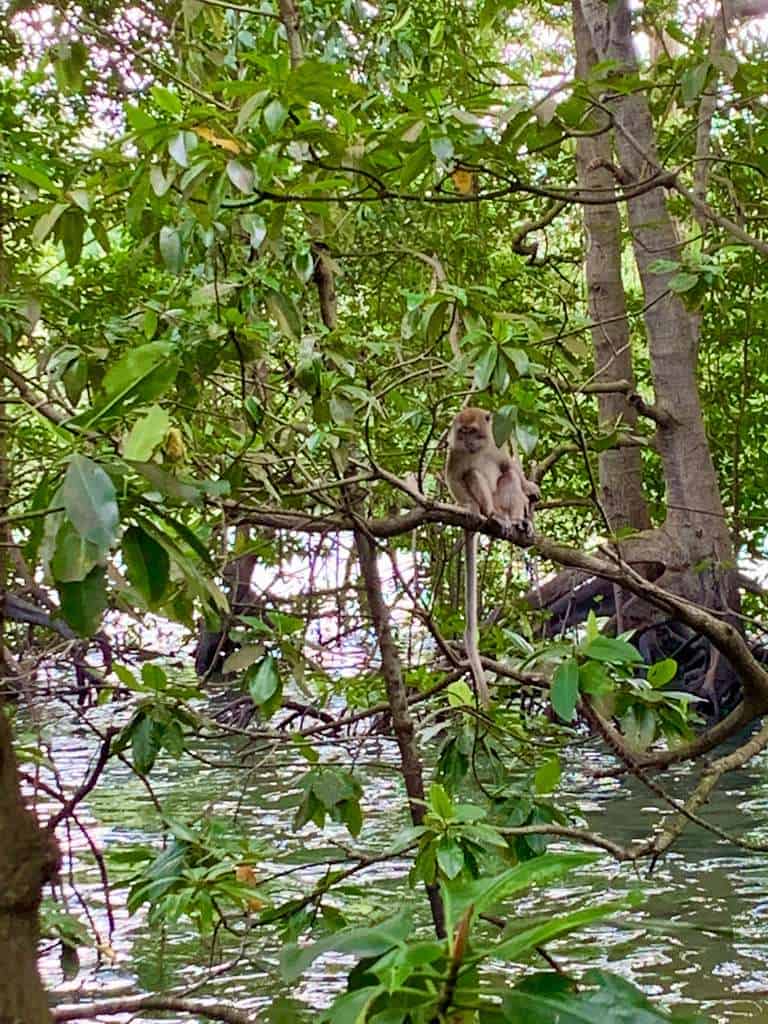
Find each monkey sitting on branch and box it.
[446,407,539,707]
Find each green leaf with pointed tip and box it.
[491,899,627,962]
[159,226,183,273]
[246,655,280,705]
[515,418,539,456]
[400,144,431,188]
[226,159,254,194]
[437,839,464,879]
[647,657,678,687]
[582,635,643,664]
[443,852,598,924]
[123,405,171,461]
[61,455,119,550]
[551,658,579,722]
[264,98,288,133]
[474,345,497,390]
[57,565,108,636]
[123,525,170,606]
[281,911,412,983]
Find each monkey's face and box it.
[451,408,493,453]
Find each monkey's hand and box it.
[523,480,540,503]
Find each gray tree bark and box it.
[577,0,737,612]
[572,0,650,534]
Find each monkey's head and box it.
[449,407,493,453]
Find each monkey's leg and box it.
[463,468,495,518]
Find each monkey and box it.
[445,407,539,707]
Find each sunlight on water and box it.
[28,697,768,1022]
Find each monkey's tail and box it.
[464,530,490,709]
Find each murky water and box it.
[28,696,768,1023]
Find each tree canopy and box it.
[3,0,768,1021]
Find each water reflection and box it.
[32,700,768,1023]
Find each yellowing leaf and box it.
[193,125,241,154]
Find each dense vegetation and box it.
[3,0,768,1020]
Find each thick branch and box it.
[53,996,256,1023]
[0,358,69,425]
[236,493,768,709]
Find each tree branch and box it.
[53,996,256,1023]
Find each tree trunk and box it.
[572,0,650,534]
[0,709,59,1023]
[354,530,446,939]
[577,0,737,614]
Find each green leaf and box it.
[168,131,188,167]
[266,289,302,340]
[50,519,104,583]
[436,838,464,879]
[8,162,59,194]
[129,461,202,505]
[474,345,497,390]
[430,136,454,163]
[244,396,264,430]
[491,900,626,961]
[236,89,269,132]
[241,213,267,250]
[103,342,178,404]
[681,62,710,105]
[246,655,280,705]
[582,635,643,664]
[515,418,539,456]
[533,755,561,794]
[32,202,69,244]
[122,404,171,461]
[131,713,162,773]
[59,209,85,267]
[125,104,157,136]
[226,159,255,194]
[150,165,173,197]
[621,705,656,751]
[578,661,613,696]
[122,525,170,606]
[151,85,182,115]
[428,782,455,820]
[62,455,119,549]
[669,271,699,293]
[293,248,314,284]
[281,911,411,982]
[264,98,288,133]
[159,226,183,273]
[321,987,384,1024]
[400,144,431,189]
[647,658,678,687]
[57,565,108,636]
[444,852,598,923]
[505,347,530,376]
[551,658,579,722]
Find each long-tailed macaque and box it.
[446,407,539,707]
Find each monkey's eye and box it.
[485,413,491,422]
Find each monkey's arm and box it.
[494,466,528,524]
